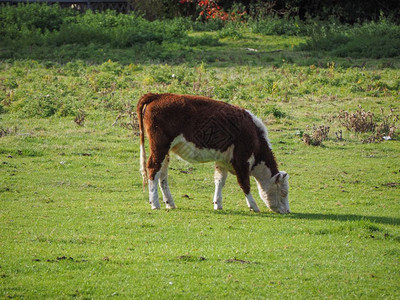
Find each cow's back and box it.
[144,94,256,151]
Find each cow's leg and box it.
[245,193,260,212]
[213,163,228,210]
[147,145,169,210]
[158,154,176,209]
[233,161,260,212]
[148,171,161,209]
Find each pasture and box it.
[1,7,400,299]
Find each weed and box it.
[336,106,399,143]
[375,108,399,139]
[74,109,86,126]
[337,106,375,133]
[271,107,287,119]
[0,126,17,137]
[112,102,139,136]
[334,129,343,141]
[264,105,287,119]
[302,124,330,146]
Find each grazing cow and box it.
[137,93,290,213]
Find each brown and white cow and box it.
[137,93,290,213]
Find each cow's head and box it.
[256,171,290,214]
[266,172,290,213]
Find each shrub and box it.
[179,0,247,22]
[250,16,305,36]
[217,22,244,39]
[130,0,182,21]
[299,19,400,58]
[51,10,186,47]
[15,93,59,118]
[190,18,225,31]
[0,3,75,34]
[0,5,189,48]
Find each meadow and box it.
[1,4,400,299]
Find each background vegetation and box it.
[132,0,400,24]
[0,3,399,299]
[1,3,399,63]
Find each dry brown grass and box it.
[302,124,330,146]
[337,106,375,133]
[335,106,398,143]
[112,102,140,136]
[0,126,17,138]
[74,109,86,126]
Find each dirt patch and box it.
[225,258,252,264]
[33,256,88,263]
[382,182,399,188]
[177,255,206,262]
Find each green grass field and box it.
[1,14,400,298]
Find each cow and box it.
[137,93,290,213]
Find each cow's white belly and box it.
[170,134,234,169]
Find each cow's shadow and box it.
[213,209,400,226]
[287,212,399,226]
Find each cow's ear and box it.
[272,172,288,184]
[271,173,281,184]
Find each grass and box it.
[1,8,400,298]
[299,19,400,59]
[1,114,399,298]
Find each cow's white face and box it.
[265,172,290,213]
[252,163,290,214]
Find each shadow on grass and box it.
[0,44,297,67]
[289,212,400,226]
[212,209,400,226]
[3,43,395,69]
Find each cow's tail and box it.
[137,93,158,191]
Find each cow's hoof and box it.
[213,203,223,210]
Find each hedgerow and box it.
[2,3,400,60]
[0,4,188,48]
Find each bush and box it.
[190,18,226,31]
[52,10,188,47]
[0,4,188,48]
[250,16,305,36]
[299,19,400,58]
[218,22,245,39]
[0,3,75,34]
